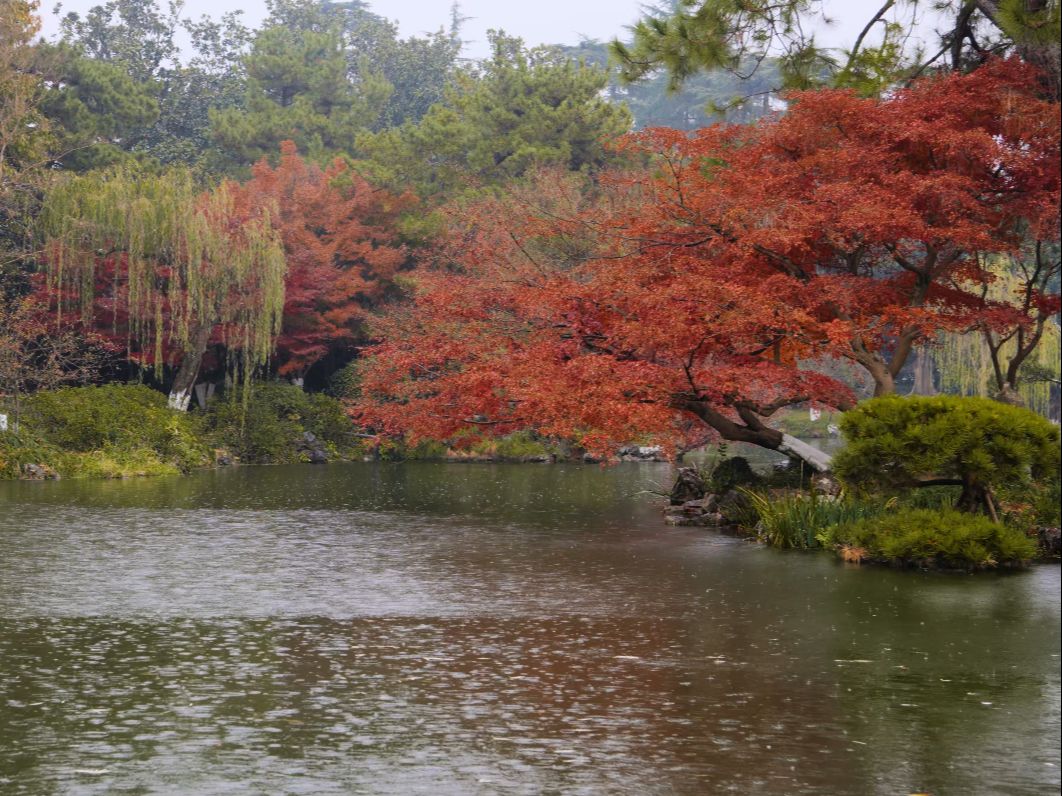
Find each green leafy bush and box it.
[20,384,208,472]
[471,431,550,460]
[820,508,1038,569]
[833,395,1060,516]
[2,384,209,478]
[202,383,359,463]
[327,360,362,399]
[0,427,64,479]
[742,489,892,549]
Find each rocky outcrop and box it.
[664,467,755,530]
[21,463,60,480]
[618,445,667,462]
[1038,526,1061,559]
[669,467,707,505]
[296,431,329,464]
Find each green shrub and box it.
[820,508,1038,569]
[742,489,892,549]
[327,360,362,399]
[894,485,959,511]
[58,448,182,479]
[471,431,550,460]
[834,395,1060,516]
[376,437,450,461]
[0,427,64,479]
[19,384,208,472]
[202,383,360,463]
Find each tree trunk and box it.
[777,434,834,472]
[910,347,936,396]
[168,325,213,412]
[996,383,1026,407]
[1015,35,1062,102]
[674,399,834,472]
[957,476,999,522]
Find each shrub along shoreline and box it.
[0,382,571,481]
[665,395,1061,570]
[0,383,360,480]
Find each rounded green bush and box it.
[202,383,358,463]
[833,395,1060,516]
[820,508,1038,569]
[21,384,208,472]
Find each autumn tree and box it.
[353,63,1059,470]
[233,141,413,381]
[36,168,286,409]
[1,0,51,267]
[0,0,47,181]
[352,167,845,470]
[941,248,1061,408]
[624,60,1058,396]
[0,290,108,428]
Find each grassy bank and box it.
[0,383,365,479]
[1,383,566,480]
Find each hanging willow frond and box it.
[37,167,287,382]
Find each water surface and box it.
[1,463,1059,794]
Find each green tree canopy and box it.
[34,43,159,171]
[55,0,250,168]
[834,395,1061,518]
[360,31,632,198]
[209,1,390,167]
[611,0,1062,99]
[559,37,778,129]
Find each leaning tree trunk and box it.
[675,399,835,472]
[776,434,834,472]
[167,325,213,411]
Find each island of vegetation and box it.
[2,0,1060,570]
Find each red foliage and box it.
[612,58,1060,394]
[235,142,414,376]
[353,61,1059,458]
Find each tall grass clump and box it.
[741,489,893,550]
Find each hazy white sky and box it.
[39,0,930,60]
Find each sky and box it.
[38,0,931,61]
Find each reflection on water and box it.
[1,463,1059,794]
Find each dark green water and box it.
[0,463,1058,794]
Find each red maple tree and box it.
[353,61,1059,468]
[235,142,415,379]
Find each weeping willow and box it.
[934,264,1061,418]
[38,167,286,388]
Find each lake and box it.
[1,462,1059,794]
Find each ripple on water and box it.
[0,463,1059,794]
